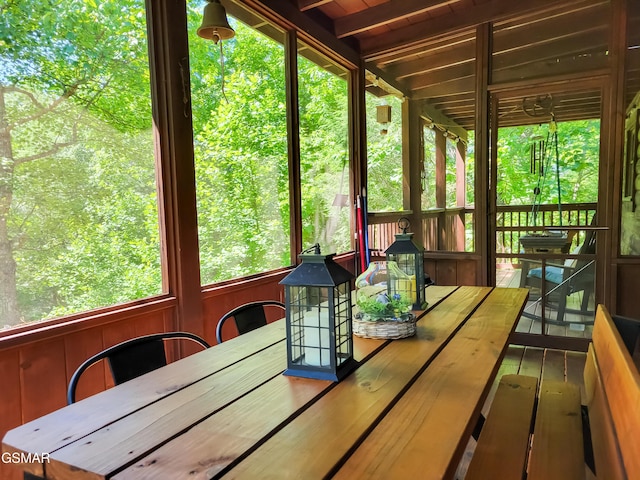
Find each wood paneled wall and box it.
[0,301,175,480]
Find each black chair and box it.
[216,300,285,344]
[67,332,210,404]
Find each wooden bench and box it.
[466,305,640,480]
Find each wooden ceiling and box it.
[239,0,640,131]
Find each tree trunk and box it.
[0,86,21,327]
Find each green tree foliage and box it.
[366,94,403,212]
[188,15,290,284]
[297,54,351,254]
[496,120,600,206]
[1,0,161,326]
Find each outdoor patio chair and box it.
[215,300,285,343]
[522,225,596,324]
[67,332,210,404]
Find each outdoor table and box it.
[2,285,528,480]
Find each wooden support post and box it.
[402,98,424,247]
[475,22,491,285]
[456,140,466,251]
[147,0,203,339]
[435,129,446,250]
[284,30,302,264]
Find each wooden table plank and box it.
[2,321,286,477]
[105,287,458,479]
[333,287,529,480]
[44,342,289,479]
[221,286,493,479]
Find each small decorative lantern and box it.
[279,244,358,381]
[385,217,427,310]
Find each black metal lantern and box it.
[385,217,427,310]
[279,245,358,381]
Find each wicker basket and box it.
[353,313,417,340]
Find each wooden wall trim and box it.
[239,0,360,68]
[0,297,178,351]
[350,62,367,262]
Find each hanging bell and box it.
[197,0,235,44]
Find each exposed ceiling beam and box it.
[241,0,360,67]
[360,0,598,60]
[421,103,468,142]
[298,0,333,12]
[334,0,460,39]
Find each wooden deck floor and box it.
[497,266,594,339]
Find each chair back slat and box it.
[108,339,168,385]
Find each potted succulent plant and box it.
[354,288,421,339]
[356,292,412,322]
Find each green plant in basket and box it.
[356,292,412,322]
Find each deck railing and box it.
[367,202,597,258]
[367,208,472,256]
[495,202,597,261]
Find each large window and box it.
[298,44,351,255]
[188,10,290,284]
[366,93,403,212]
[1,0,161,328]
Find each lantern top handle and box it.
[398,217,411,234]
[301,243,322,255]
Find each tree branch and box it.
[14,124,78,165]
[10,83,80,129]
[3,86,46,110]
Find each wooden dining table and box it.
[3,285,528,480]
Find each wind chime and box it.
[528,115,562,227]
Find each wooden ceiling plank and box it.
[493,28,608,69]
[388,42,475,80]
[241,0,360,67]
[334,0,461,39]
[493,5,608,55]
[375,30,476,67]
[407,63,475,91]
[492,50,609,84]
[360,0,598,60]
[412,76,476,100]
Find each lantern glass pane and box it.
[333,282,352,366]
[387,255,417,304]
[289,285,333,367]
